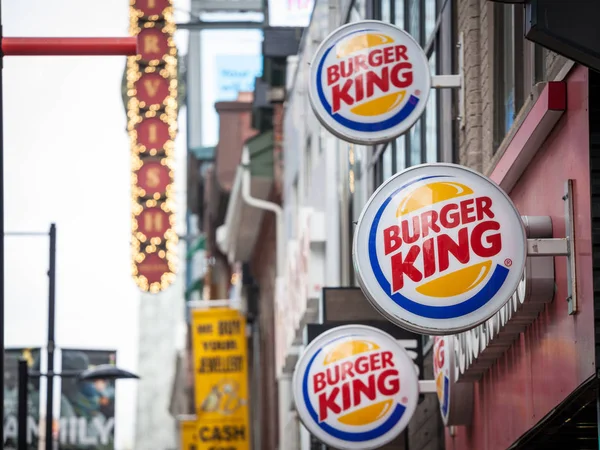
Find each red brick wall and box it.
[246,99,284,450]
[273,103,284,200]
[250,206,279,450]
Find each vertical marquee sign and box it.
[127,0,178,292]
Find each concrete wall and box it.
[134,243,187,450]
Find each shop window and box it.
[493,4,548,152]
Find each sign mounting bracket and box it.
[419,380,436,393]
[525,179,577,314]
[430,31,465,129]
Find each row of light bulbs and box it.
[127,0,179,293]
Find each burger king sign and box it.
[432,336,473,426]
[308,21,431,145]
[353,163,527,334]
[293,325,419,450]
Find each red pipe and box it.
[1,37,138,56]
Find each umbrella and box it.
[76,364,140,382]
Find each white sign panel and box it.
[292,325,418,450]
[353,163,527,335]
[268,0,315,27]
[308,20,431,145]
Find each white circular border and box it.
[352,163,527,335]
[307,20,432,145]
[292,324,419,450]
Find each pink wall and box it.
[446,66,594,450]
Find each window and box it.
[304,136,312,203]
[493,4,547,151]
[347,0,366,22]
[370,0,454,187]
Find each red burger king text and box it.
[383,196,502,292]
[326,44,413,114]
[312,350,400,421]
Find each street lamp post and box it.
[5,224,56,450]
[16,358,139,450]
[0,5,138,443]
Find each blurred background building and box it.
[5,0,600,449]
[173,0,600,448]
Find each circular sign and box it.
[292,325,419,450]
[135,73,170,109]
[136,117,171,151]
[353,163,526,334]
[136,207,171,239]
[138,28,171,64]
[432,336,473,426]
[308,20,431,145]
[137,160,171,197]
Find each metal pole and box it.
[1,37,137,56]
[17,358,28,450]
[45,223,56,450]
[0,1,5,444]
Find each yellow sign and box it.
[179,417,199,450]
[191,307,251,450]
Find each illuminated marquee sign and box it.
[308,21,431,145]
[293,325,419,450]
[127,0,178,292]
[353,163,527,335]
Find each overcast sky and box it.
[2,0,270,447]
[2,0,190,448]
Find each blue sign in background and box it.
[215,54,263,102]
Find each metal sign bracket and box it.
[430,31,465,129]
[525,179,577,314]
[419,380,436,393]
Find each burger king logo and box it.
[308,20,431,145]
[432,335,473,426]
[433,336,450,424]
[353,163,526,334]
[293,325,418,450]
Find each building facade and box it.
[443,1,599,448]
[278,0,456,449]
[179,0,600,448]
[277,0,600,449]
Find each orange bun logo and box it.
[353,164,526,334]
[309,21,431,145]
[293,325,418,450]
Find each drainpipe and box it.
[240,145,285,450]
[241,146,284,277]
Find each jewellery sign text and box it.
[191,308,251,450]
